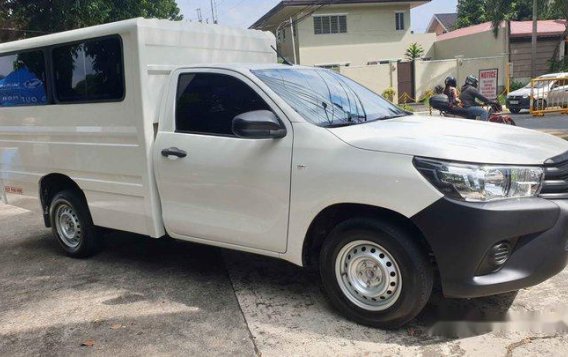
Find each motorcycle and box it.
[429,94,516,126]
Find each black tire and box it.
[319,218,433,329]
[533,99,547,111]
[509,108,521,114]
[49,190,100,258]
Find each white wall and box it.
[340,63,397,101]
[415,55,507,100]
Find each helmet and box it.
[465,75,479,88]
[444,76,457,87]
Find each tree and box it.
[484,0,567,75]
[405,43,424,61]
[455,0,487,28]
[456,0,560,30]
[0,0,182,42]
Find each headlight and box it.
[414,158,544,202]
[522,94,529,99]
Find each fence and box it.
[530,74,568,116]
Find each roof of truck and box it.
[0,18,273,54]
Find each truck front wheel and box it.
[49,190,100,258]
[319,218,433,329]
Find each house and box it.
[434,20,568,81]
[426,13,457,35]
[249,0,437,68]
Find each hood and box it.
[508,87,532,97]
[508,86,549,98]
[329,115,568,165]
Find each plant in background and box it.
[0,0,183,42]
[382,87,396,102]
[419,88,435,105]
[405,43,424,62]
[510,80,528,91]
[549,58,568,73]
[398,103,414,112]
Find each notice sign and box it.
[479,68,499,100]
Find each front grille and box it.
[541,151,568,199]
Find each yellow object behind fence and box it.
[530,74,568,117]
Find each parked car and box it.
[547,83,568,108]
[506,73,568,113]
[2,20,568,329]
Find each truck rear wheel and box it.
[319,218,433,329]
[49,190,100,258]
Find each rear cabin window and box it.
[52,36,124,103]
[176,73,270,136]
[0,51,47,107]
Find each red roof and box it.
[436,20,567,42]
[510,20,567,38]
[436,22,501,41]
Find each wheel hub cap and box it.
[335,241,402,311]
[55,204,82,248]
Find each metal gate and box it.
[397,61,414,103]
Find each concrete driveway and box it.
[1,203,568,356]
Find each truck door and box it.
[154,69,293,253]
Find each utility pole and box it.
[531,0,537,78]
[196,8,203,23]
[290,17,297,64]
[210,0,219,24]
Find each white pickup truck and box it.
[2,19,568,329]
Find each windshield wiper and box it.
[323,122,354,128]
[370,113,408,121]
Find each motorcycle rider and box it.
[460,75,491,121]
[443,76,461,108]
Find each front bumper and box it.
[507,97,531,110]
[412,197,568,298]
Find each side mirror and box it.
[232,110,286,139]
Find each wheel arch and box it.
[39,173,87,227]
[302,203,435,269]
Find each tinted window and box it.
[53,36,124,103]
[395,13,405,31]
[176,73,270,136]
[0,51,47,107]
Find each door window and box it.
[176,73,270,136]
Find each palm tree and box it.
[405,43,424,62]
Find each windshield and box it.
[252,68,407,127]
[526,81,551,89]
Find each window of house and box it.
[395,12,405,31]
[53,36,124,103]
[176,73,270,136]
[314,15,347,35]
[0,50,47,107]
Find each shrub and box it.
[510,80,527,92]
[382,87,396,102]
[398,104,414,112]
[420,88,435,105]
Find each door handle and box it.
[161,147,187,158]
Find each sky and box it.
[176,0,459,32]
